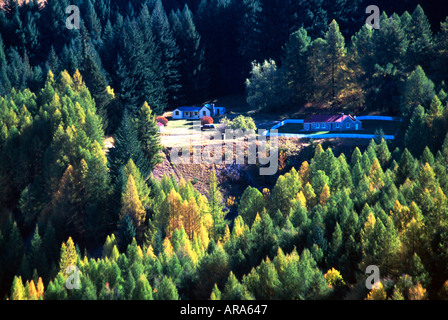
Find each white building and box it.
[172,104,226,120]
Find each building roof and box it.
[176,106,203,112]
[176,105,226,112]
[304,114,358,124]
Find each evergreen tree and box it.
[208,170,226,240]
[324,20,348,101]
[222,271,252,300]
[282,28,312,104]
[150,0,181,106]
[135,102,163,170]
[170,4,209,104]
[108,111,149,181]
[400,66,435,122]
[81,42,113,132]
[119,216,136,250]
[407,5,434,71]
[238,186,265,227]
[156,276,179,300]
[405,105,429,157]
[134,274,153,300]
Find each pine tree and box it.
[407,5,434,71]
[405,105,429,157]
[170,4,209,104]
[243,257,279,299]
[373,13,409,69]
[134,273,153,300]
[222,271,252,300]
[210,283,221,300]
[108,111,149,181]
[150,0,181,106]
[0,34,11,95]
[119,216,136,250]
[400,66,435,122]
[238,186,265,227]
[324,20,348,101]
[123,159,151,207]
[81,42,113,132]
[114,15,167,116]
[208,170,226,240]
[282,28,312,104]
[155,276,179,300]
[365,13,408,112]
[29,225,45,275]
[135,102,163,170]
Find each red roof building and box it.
[303,114,362,132]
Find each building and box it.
[172,104,226,120]
[303,114,362,132]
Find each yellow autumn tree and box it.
[299,161,310,185]
[222,225,231,244]
[320,183,331,206]
[121,174,146,238]
[324,268,345,288]
[166,189,183,237]
[36,277,44,300]
[162,237,174,259]
[73,69,83,92]
[146,244,157,260]
[369,158,385,191]
[303,182,316,208]
[11,276,26,300]
[26,280,38,300]
[365,282,387,300]
[408,283,428,300]
[182,197,202,241]
[438,280,448,299]
[59,237,79,275]
[296,191,307,209]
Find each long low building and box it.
[303,113,362,131]
[172,104,226,120]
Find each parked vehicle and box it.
[201,124,216,131]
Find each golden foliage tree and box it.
[121,174,146,238]
[365,282,387,300]
[59,237,79,275]
[182,197,202,241]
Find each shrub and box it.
[220,115,257,131]
[156,116,169,126]
[201,116,214,125]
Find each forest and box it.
[1,0,448,301]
